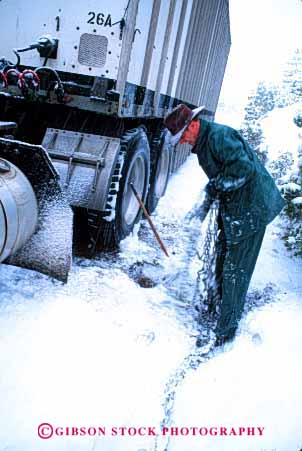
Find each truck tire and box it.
[114,127,150,242]
[147,130,171,214]
[75,127,150,254]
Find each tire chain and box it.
[153,343,215,451]
[154,202,220,451]
[87,127,146,253]
[193,200,220,346]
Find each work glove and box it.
[185,181,219,223]
[184,194,214,223]
[185,204,208,222]
[205,179,220,200]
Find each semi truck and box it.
[0,0,231,281]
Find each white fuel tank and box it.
[0,159,38,262]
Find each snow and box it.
[104,152,125,222]
[261,102,302,167]
[169,292,302,451]
[168,209,302,451]
[8,193,73,282]
[287,236,296,244]
[0,112,302,451]
[216,176,246,191]
[292,196,302,205]
[215,105,244,129]
[281,181,301,192]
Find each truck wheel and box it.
[114,127,150,242]
[147,130,171,214]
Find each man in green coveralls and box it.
[163,104,285,347]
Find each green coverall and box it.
[192,119,285,339]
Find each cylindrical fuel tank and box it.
[0,158,38,262]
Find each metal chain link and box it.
[154,201,221,450]
[193,200,220,341]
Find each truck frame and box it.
[0,0,231,281]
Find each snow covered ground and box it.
[169,218,302,451]
[0,121,301,451]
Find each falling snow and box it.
[0,109,302,451]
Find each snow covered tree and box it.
[239,121,267,164]
[280,48,302,106]
[243,81,277,122]
[277,126,302,256]
[269,152,294,180]
[280,179,302,256]
[239,81,277,163]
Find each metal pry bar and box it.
[130,182,169,257]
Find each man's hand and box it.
[205,179,220,199]
[185,194,215,223]
[185,204,207,222]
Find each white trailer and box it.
[0,0,231,280]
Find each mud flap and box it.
[0,138,73,282]
[8,191,73,282]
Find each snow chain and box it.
[194,199,220,330]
